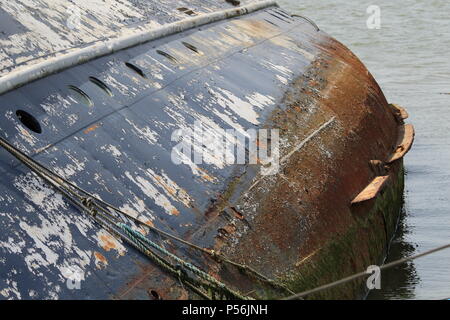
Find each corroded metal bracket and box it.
[351,175,390,204]
[389,103,409,122]
[352,104,414,205]
[387,123,415,164]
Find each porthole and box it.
[148,289,161,300]
[225,0,241,6]
[16,110,42,134]
[268,12,291,23]
[89,77,113,97]
[274,9,293,20]
[68,85,94,107]
[125,62,147,78]
[177,7,196,16]
[156,50,178,64]
[182,42,201,54]
[264,19,279,27]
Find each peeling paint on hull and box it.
[0,2,412,300]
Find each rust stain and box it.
[94,251,109,269]
[99,234,125,255]
[84,123,101,134]
[154,176,176,196]
[230,207,244,220]
[143,219,154,227]
[389,103,409,121]
[116,259,190,300]
[197,167,215,182]
[100,234,116,251]
[210,36,404,294]
[19,127,33,139]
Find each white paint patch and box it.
[52,158,86,179]
[262,60,293,79]
[171,149,216,182]
[0,237,25,254]
[95,229,126,257]
[212,109,248,138]
[100,144,123,161]
[125,171,179,215]
[103,74,134,96]
[119,195,155,222]
[0,0,154,76]
[208,86,260,125]
[246,92,275,110]
[8,172,97,298]
[276,75,288,85]
[40,94,73,118]
[146,169,192,208]
[125,119,158,145]
[0,279,21,299]
[14,173,68,214]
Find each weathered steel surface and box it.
[213,29,409,299]
[0,0,264,77]
[0,0,278,95]
[0,1,411,300]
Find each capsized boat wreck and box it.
[0,0,414,299]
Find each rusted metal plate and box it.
[213,21,410,298]
[351,176,390,204]
[387,124,415,164]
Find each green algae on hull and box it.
[280,161,405,300]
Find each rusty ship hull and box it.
[0,0,413,299]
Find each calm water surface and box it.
[278,0,450,300]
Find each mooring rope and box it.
[0,136,295,299]
[283,243,450,300]
[3,135,447,300]
[118,223,249,300]
[0,135,292,292]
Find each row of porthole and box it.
[14,8,292,135]
[268,10,295,24]
[177,0,242,15]
[14,42,202,135]
[177,5,291,19]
